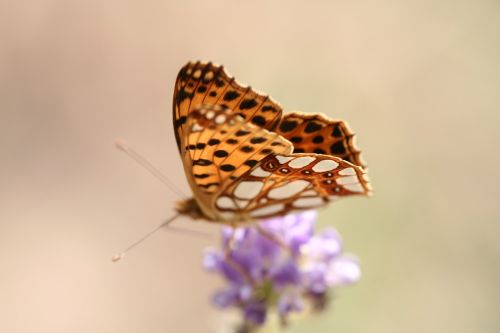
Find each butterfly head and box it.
[175,197,205,220]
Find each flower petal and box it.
[202,247,222,272]
[278,293,304,317]
[326,255,361,286]
[212,288,240,308]
[244,301,267,325]
[286,212,316,255]
[302,262,329,293]
[271,260,301,289]
[301,227,342,261]
[205,211,362,325]
[219,261,246,284]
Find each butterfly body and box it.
[173,62,371,225]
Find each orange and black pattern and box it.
[275,112,365,168]
[172,61,371,224]
[173,61,283,153]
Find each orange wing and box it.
[173,61,283,152]
[179,104,292,221]
[214,154,371,222]
[172,61,372,224]
[275,112,366,168]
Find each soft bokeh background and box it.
[1,1,499,332]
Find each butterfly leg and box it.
[255,223,290,253]
[222,228,256,286]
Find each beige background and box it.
[1,1,499,332]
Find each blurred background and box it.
[1,1,499,332]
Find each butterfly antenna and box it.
[114,139,187,198]
[112,214,214,262]
[111,214,177,262]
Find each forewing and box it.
[215,153,371,222]
[275,112,366,168]
[180,104,292,220]
[173,61,283,152]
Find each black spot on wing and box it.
[314,148,326,154]
[215,150,229,157]
[235,130,250,136]
[199,182,219,188]
[215,78,225,87]
[193,159,212,166]
[240,146,254,153]
[304,121,322,133]
[208,139,221,146]
[251,115,266,127]
[176,88,193,104]
[239,98,258,110]
[194,173,210,179]
[330,141,346,155]
[244,160,258,167]
[279,120,298,132]
[262,105,277,112]
[179,67,189,81]
[175,116,187,128]
[312,136,324,143]
[220,164,236,172]
[250,137,267,144]
[332,126,343,138]
[224,91,241,101]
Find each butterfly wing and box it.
[173,62,371,224]
[216,152,371,222]
[173,61,283,153]
[275,112,366,168]
[180,104,292,220]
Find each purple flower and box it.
[244,301,267,325]
[203,211,361,328]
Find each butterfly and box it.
[173,61,371,225]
